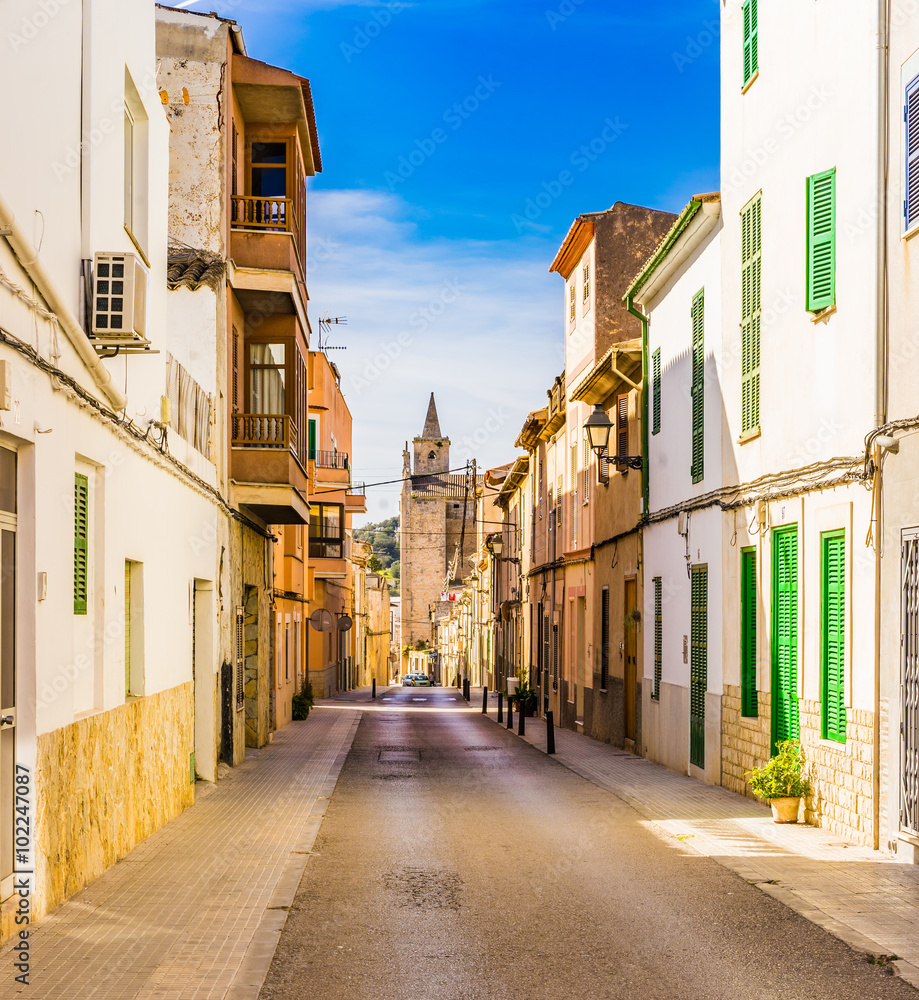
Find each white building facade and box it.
[0,0,222,936]
[715,0,882,845]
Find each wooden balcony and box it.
[542,374,567,438]
[230,412,309,524]
[230,195,306,276]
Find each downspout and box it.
[625,295,650,520]
[873,0,890,853]
[0,192,127,411]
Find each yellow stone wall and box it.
[721,685,771,796]
[722,685,875,847]
[2,682,195,942]
[800,700,874,847]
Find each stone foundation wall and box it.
[800,700,874,847]
[722,686,875,846]
[721,685,771,797]
[21,682,194,939]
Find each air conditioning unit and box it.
[91,252,147,339]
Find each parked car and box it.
[402,674,414,686]
[412,673,432,687]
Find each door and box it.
[624,579,637,742]
[576,597,586,719]
[901,531,919,835]
[0,446,16,902]
[689,566,708,769]
[771,526,800,753]
[193,581,215,782]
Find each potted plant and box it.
[506,672,538,717]
[745,739,812,823]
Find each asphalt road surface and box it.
[258,687,915,1000]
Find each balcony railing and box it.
[231,195,290,230]
[310,449,349,471]
[232,413,308,469]
[230,195,306,267]
[233,413,293,449]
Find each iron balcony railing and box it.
[310,449,349,470]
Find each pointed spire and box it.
[422,392,442,439]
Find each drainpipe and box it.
[0,192,127,411]
[625,295,650,520]
[873,0,890,853]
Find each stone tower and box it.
[399,394,478,657]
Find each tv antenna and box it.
[318,313,348,351]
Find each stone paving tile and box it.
[0,707,359,1000]
[476,689,919,981]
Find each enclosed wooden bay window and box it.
[309,503,344,558]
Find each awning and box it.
[569,338,643,407]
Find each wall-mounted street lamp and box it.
[584,403,643,472]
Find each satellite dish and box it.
[309,609,334,632]
[337,614,353,632]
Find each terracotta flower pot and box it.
[770,796,801,823]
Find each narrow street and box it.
[259,690,913,1000]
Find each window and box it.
[569,445,578,544]
[906,75,919,230]
[651,348,661,436]
[124,71,149,250]
[616,393,629,466]
[653,577,662,701]
[552,621,559,689]
[74,473,88,615]
[689,565,708,769]
[249,141,288,226]
[741,193,762,436]
[806,168,836,312]
[231,123,239,197]
[249,343,286,414]
[285,614,292,683]
[124,561,132,697]
[600,587,610,690]
[821,531,846,743]
[124,107,134,234]
[691,289,704,483]
[742,0,758,87]
[569,281,576,324]
[582,438,590,505]
[310,503,344,558]
[308,418,317,457]
[741,548,757,716]
[165,353,211,456]
[582,262,591,307]
[556,475,563,528]
[232,327,241,413]
[772,526,800,750]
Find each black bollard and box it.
[546,710,556,754]
[372,678,376,700]
[497,693,503,723]
[464,679,470,701]
[482,685,488,714]
[518,701,525,736]
[506,700,514,730]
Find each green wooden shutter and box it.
[906,76,919,228]
[308,418,317,455]
[741,194,761,435]
[690,566,708,768]
[821,531,846,743]
[653,577,662,701]
[741,547,758,717]
[690,289,704,483]
[74,473,88,615]
[742,0,758,86]
[651,348,661,436]
[771,526,799,751]
[806,169,836,312]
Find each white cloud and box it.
[306,188,563,523]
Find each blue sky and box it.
[177,0,721,521]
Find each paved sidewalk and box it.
[0,705,361,1000]
[474,688,919,989]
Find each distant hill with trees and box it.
[354,516,400,593]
